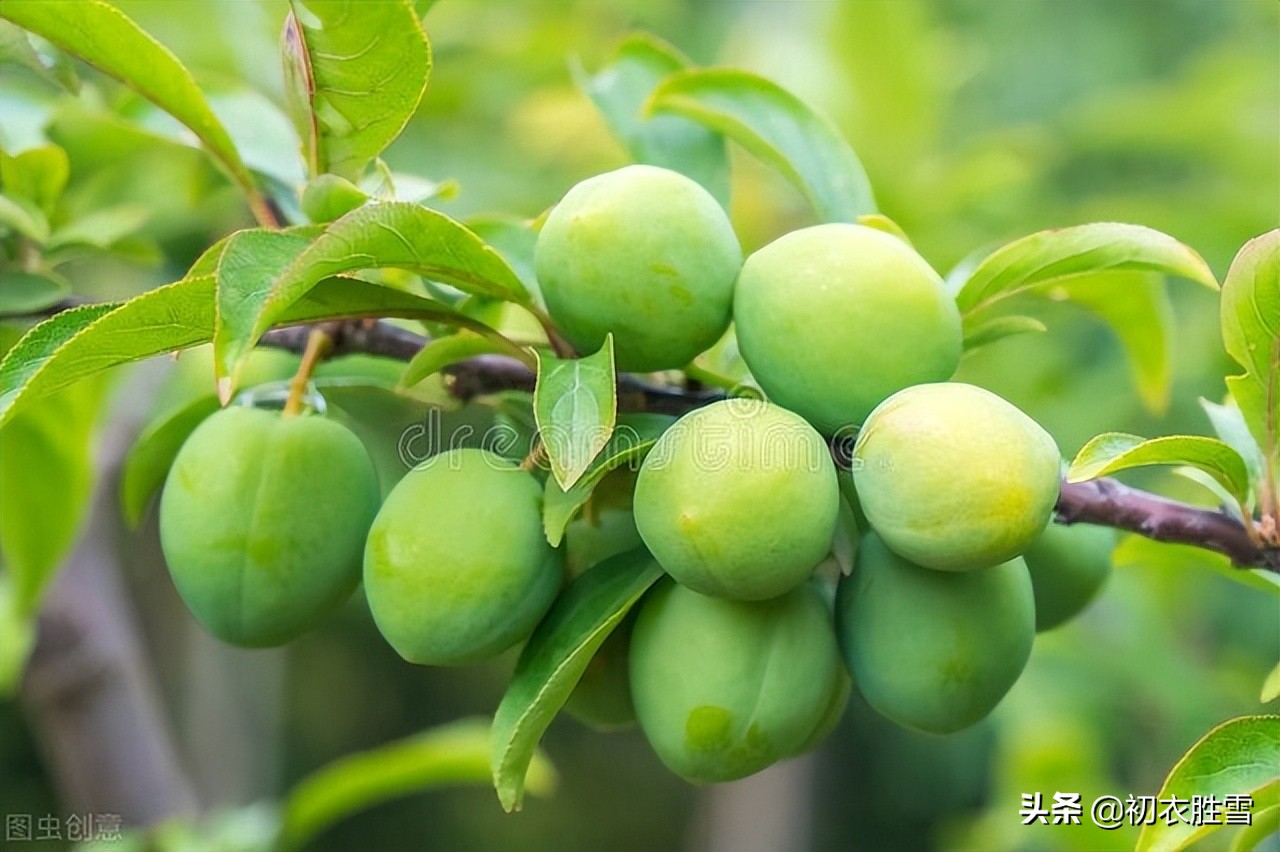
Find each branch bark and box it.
[262,318,1280,574]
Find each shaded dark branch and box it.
[1056,478,1279,572]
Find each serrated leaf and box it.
[647,68,875,222]
[1201,397,1266,488]
[215,203,529,382]
[1067,432,1250,508]
[534,336,617,490]
[120,394,220,528]
[400,331,506,390]
[0,0,257,204]
[0,271,69,314]
[466,215,539,300]
[0,273,491,427]
[1220,231,1280,469]
[282,0,430,180]
[576,34,729,206]
[1048,271,1174,412]
[1262,662,1280,704]
[961,314,1046,351]
[280,718,555,851]
[491,548,662,812]
[542,412,673,546]
[954,223,1217,315]
[1135,716,1280,852]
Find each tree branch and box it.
[256,318,1280,574]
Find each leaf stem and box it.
[519,440,546,473]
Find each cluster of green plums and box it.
[158,164,1114,787]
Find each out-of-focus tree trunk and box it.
[20,411,197,825]
[690,754,816,852]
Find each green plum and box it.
[1023,522,1114,631]
[159,406,380,647]
[629,580,846,783]
[836,533,1035,735]
[734,223,962,433]
[534,164,742,371]
[852,382,1060,571]
[363,448,561,665]
[563,469,643,578]
[634,398,839,600]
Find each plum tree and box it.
[1022,522,1115,631]
[159,407,380,647]
[852,382,1061,571]
[634,398,839,600]
[534,164,742,371]
[836,533,1035,735]
[629,580,846,783]
[734,223,962,433]
[363,448,562,665]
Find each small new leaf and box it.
[1067,433,1251,510]
[647,68,876,222]
[1219,230,1280,471]
[491,549,663,812]
[534,336,618,491]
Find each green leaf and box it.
[466,215,540,299]
[0,0,257,203]
[119,394,220,528]
[0,377,109,615]
[542,412,673,546]
[953,223,1218,315]
[0,273,492,427]
[647,67,875,222]
[1135,716,1280,852]
[1047,271,1174,412]
[576,34,729,206]
[1201,397,1267,488]
[1112,535,1280,598]
[534,336,617,490]
[301,174,368,224]
[0,271,70,314]
[491,548,662,812]
[280,718,555,851]
[214,203,529,383]
[400,331,505,390]
[282,0,431,180]
[0,144,68,214]
[0,193,49,241]
[0,20,67,90]
[856,213,911,244]
[1219,231,1280,468]
[961,314,1046,351]
[1231,803,1280,852]
[1067,432,1251,508]
[0,575,35,696]
[46,204,150,251]
[1262,662,1280,704]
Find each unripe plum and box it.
[733,223,962,433]
[534,164,742,371]
[1022,522,1114,631]
[836,533,1034,735]
[363,448,561,665]
[629,581,846,783]
[634,398,839,600]
[852,383,1060,571]
[159,406,380,647]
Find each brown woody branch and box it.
[257,319,1280,574]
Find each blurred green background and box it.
[1,1,1277,850]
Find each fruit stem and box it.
[282,327,334,417]
[519,440,546,473]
